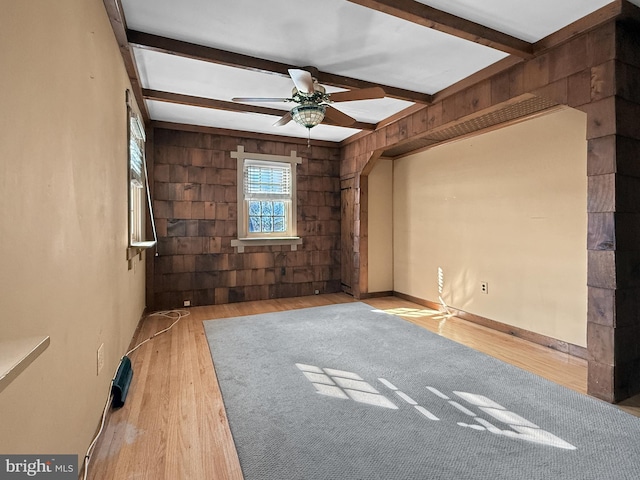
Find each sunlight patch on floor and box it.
[297,363,576,451]
[378,306,451,320]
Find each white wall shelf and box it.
[0,336,50,394]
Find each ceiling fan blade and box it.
[273,112,293,127]
[328,87,386,103]
[288,69,315,94]
[324,106,356,127]
[232,97,290,103]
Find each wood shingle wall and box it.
[149,129,342,310]
[585,19,640,403]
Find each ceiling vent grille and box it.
[383,96,558,158]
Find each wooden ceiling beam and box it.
[102,0,149,121]
[152,121,341,147]
[127,30,432,104]
[142,89,378,130]
[533,1,623,52]
[346,0,534,58]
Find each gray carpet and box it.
[203,302,640,480]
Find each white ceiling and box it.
[120,0,628,143]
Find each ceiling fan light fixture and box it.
[291,104,326,129]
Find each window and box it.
[129,107,145,244]
[244,160,291,236]
[127,90,156,257]
[231,146,302,253]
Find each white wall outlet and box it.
[480,282,489,294]
[183,300,191,307]
[97,343,105,375]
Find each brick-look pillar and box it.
[586,21,640,402]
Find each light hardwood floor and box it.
[87,293,640,479]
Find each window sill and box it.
[231,237,302,253]
[0,336,50,394]
[127,241,157,264]
[130,241,157,249]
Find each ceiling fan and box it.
[232,68,385,131]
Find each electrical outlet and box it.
[480,282,489,294]
[183,300,191,307]
[97,343,104,375]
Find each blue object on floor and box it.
[111,356,133,408]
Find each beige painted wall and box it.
[393,108,588,346]
[0,0,145,463]
[368,159,394,293]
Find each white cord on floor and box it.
[82,390,112,480]
[438,295,454,318]
[125,309,189,357]
[80,309,190,480]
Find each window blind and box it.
[243,160,291,200]
[129,115,145,187]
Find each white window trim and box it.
[231,145,302,253]
[126,90,157,262]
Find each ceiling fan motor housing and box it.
[291,84,329,105]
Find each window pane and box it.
[274,217,286,232]
[249,216,261,233]
[273,201,285,216]
[261,201,273,216]
[261,217,273,232]
[249,201,261,216]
